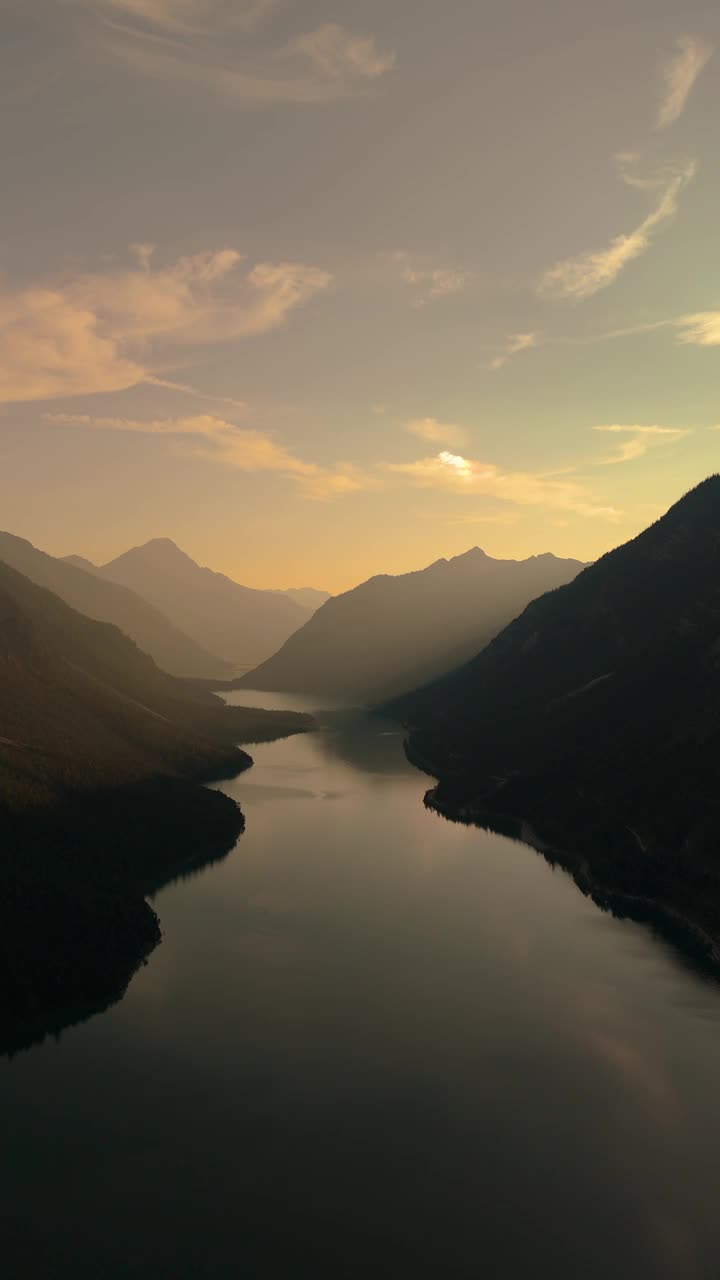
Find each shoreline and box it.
[404,735,720,977]
[425,786,720,974]
[1,706,316,1055]
[0,775,246,1054]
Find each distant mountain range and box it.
[237,548,587,701]
[394,477,720,963]
[74,539,325,668]
[0,532,227,681]
[275,587,331,611]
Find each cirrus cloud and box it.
[592,424,692,464]
[284,24,396,81]
[85,1,396,104]
[675,312,720,347]
[386,452,621,520]
[539,157,696,301]
[656,36,713,130]
[44,412,373,499]
[43,410,623,520]
[488,332,538,370]
[0,248,331,403]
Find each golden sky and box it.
[1,0,719,591]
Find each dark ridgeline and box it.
[390,476,720,963]
[0,530,228,680]
[0,559,312,1042]
[236,548,587,701]
[96,538,314,667]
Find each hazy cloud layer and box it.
[656,36,713,129]
[539,157,696,300]
[0,249,331,403]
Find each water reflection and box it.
[3,697,720,1279]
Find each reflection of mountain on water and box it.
[314,709,414,777]
[0,781,243,1059]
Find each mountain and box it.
[277,587,331,611]
[0,559,312,1032]
[0,532,226,680]
[62,554,97,573]
[237,548,586,702]
[97,539,311,667]
[0,558,312,813]
[395,478,720,963]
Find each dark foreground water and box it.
[4,694,720,1279]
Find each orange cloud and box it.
[0,249,331,403]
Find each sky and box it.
[1,0,719,592]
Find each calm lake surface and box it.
[4,693,720,1278]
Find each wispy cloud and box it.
[0,248,331,403]
[45,409,623,519]
[94,0,278,32]
[656,36,713,130]
[390,253,471,308]
[675,312,720,347]
[558,318,673,345]
[283,24,396,81]
[404,418,470,447]
[386,452,621,520]
[488,332,538,370]
[539,156,696,300]
[95,0,210,32]
[592,424,691,464]
[86,2,396,104]
[44,412,372,498]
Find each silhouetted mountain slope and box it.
[0,561,312,1031]
[238,548,586,701]
[98,538,311,666]
[0,559,312,811]
[395,478,720,963]
[0,532,226,680]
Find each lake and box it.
[3,693,720,1278]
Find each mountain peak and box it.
[108,538,197,570]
